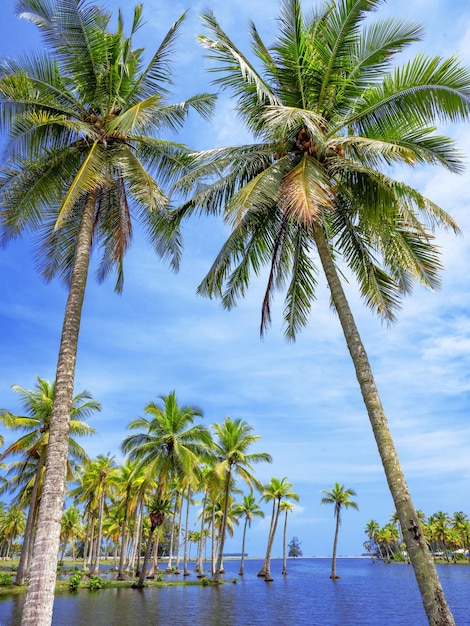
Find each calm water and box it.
[0,558,469,626]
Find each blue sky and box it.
[0,0,469,560]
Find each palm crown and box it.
[176,0,470,338]
[0,1,215,291]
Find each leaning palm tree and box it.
[258,476,298,581]
[0,2,214,622]
[321,482,359,579]
[210,417,271,583]
[233,493,264,576]
[174,1,470,622]
[0,376,98,584]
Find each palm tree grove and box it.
[0,1,469,625]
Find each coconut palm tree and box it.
[59,506,82,563]
[210,417,271,583]
[0,2,214,622]
[134,493,172,588]
[321,482,359,579]
[233,493,264,576]
[69,455,120,575]
[175,1,470,622]
[122,391,213,587]
[0,505,25,558]
[0,376,98,584]
[258,476,298,581]
[280,500,295,575]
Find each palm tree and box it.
[364,519,380,561]
[69,455,119,575]
[258,476,298,581]
[0,376,98,584]
[60,506,82,563]
[175,1,470,621]
[280,500,295,575]
[134,493,172,588]
[0,505,25,558]
[122,391,213,586]
[233,493,264,576]
[0,2,214,622]
[321,482,359,579]
[210,417,271,583]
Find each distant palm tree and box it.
[233,494,264,576]
[122,391,212,586]
[60,506,82,563]
[210,418,271,583]
[0,2,214,622]
[321,482,359,579]
[258,476,298,581]
[280,500,295,575]
[0,376,98,584]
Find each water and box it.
[0,558,469,625]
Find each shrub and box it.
[68,571,82,592]
[88,576,104,591]
[0,572,13,586]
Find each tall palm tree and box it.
[175,1,470,622]
[122,391,213,586]
[280,500,295,575]
[321,482,359,579]
[258,476,298,581]
[210,417,271,583]
[69,455,119,575]
[233,493,264,576]
[0,376,98,584]
[0,2,214,622]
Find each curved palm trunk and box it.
[263,500,281,582]
[90,493,105,576]
[165,499,178,573]
[21,192,96,626]
[330,512,340,579]
[312,225,454,625]
[183,487,192,576]
[239,518,248,576]
[282,511,288,576]
[213,470,231,583]
[16,455,44,584]
[196,489,208,576]
[117,488,133,580]
[134,511,164,589]
[258,499,276,577]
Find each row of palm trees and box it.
[365,511,470,563]
[0,383,302,586]
[1,1,469,624]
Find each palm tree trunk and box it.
[21,191,97,626]
[282,511,288,576]
[312,224,455,626]
[213,471,231,583]
[16,457,44,584]
[196,490,208,577]
[239,519,248,576]
[258,499,276,577]
[263,500,281,582]
[91,493,105,576]
[183,487,192,576]
[118,492,131,580]
[134,525,155,588]
[331,513,340,579]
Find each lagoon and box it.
[0,558,469,625]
